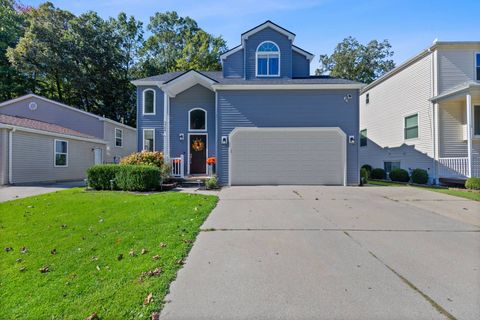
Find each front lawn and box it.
[367,180,480,201]
[0,188,218,319]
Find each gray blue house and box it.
[132,21,363,186]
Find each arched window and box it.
[143,89,155,115]
[189,108,206,131]
[256,41,280,77]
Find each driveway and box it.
[0,181,84,203]
[160,186,480,320]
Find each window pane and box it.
[144,90,154,113]
[257,57,268,75]
[269,57,279,75]
[258,42,279,52]
[474,105,480,135]
[476,53,480,66]
[360,129,367,147]
[190,109,206,130]
[116,138,122,147]
[405,127,418,139]
[477,67,480,81]
[115,129,122,139]
[405,114,418,128]
[55,154,66,166]
[144,130,154,151]
[55,140,67,153]
[384,161,400,175]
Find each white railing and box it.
[438,157,469,178]
[170,155,184,178]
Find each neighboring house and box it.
[0,94,137,185]
[133,21,363,186]
[359,41,480,184]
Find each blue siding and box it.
[217,90,360,185]
[136,86,164,152]
[223,49,244,78]
[170,84,216,174]
[292,51,310,77]
[244,27,292,79]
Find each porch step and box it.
[170,176,209,188]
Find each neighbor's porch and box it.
[435,84,480,180]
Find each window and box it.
[404,114,418,139]
[115,128,123,147]
[360,129,367,147]
[143,89,155,114]
[256,41,280,77]
[189,108,206,131]
[143,129,155,151]
[474,105,480,136]
[384,161,400,176]
[476,53,480,81]
[54,139,68,167]
[366,93,370,104]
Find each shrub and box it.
[360,168,369,184]
[205,175,219,190]
[120,151,164,168]
[115,165,160,191]
[465,177,480,190]
[87,164,120,190]
[389,168,410,182]
[411,168,429,184]
[361,164,373,176]
[370,168,386,180]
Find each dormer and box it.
[220,21,314,80]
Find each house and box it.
[359,41,480,184]
[0,94,137,185]
[132,21,363,186]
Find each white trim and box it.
[54,139,68,168]
[187,133,208,175]
[220,45,243,60]
[8,129,13,184]
[0,94,135,130]
[142,89,156,115]
[403,112,419,140]
[131,80,164,86]
[0,123,106,144]
[227,127,347,186]
[188,108,207,132]
[162,70,216,97]
[212,83,364,90]
[114,128,123,148]
[255,41,281,77]
[466,94,473,177]
[100,118,136,131]
[241,21,295,41]
[163,94,169,158]
[475,52,480,81]
[292,46,314,61]
[215,91,218,164]
[142,128,155,151]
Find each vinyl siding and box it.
[0,129,8,185]
[359,53,434,178]
[292,50,310,77]
[0,96,104,138]
[217,89,359,185]
[169,84,216,174]
[136,86,164,152]
[10,131,105,184]
[223,49,244,78]
[244,27,293,79]
[438,101,467,157]
[437,48,479,94]
[102,121,137,162]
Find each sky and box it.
[22,0,479,73]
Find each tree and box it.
[138,11,226,77]
[315,37,395,84]
[0,0,29,100]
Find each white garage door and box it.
[229,127,346,186]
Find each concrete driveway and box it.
[161,186,480,320]
[0,181,84,203]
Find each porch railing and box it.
[170,155,184,178]
[438,157,469,178]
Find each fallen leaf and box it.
[129,250,136,257]
[51,249,57,255]
[144,293,153,305]
[141,248,148,255]
[117,253,123,261]
[61,224,67,229]
[4,247,13,252]
[152,255,160,261]
[176,258,185,265]
[91,256,98,261]
[16,258,22,263]
[39,266,49,273]
[85,312,98,320]
[21,246,28,254]
[151,312,160,320]
[140,267,162,281]
[96,265,100,271]
[159,242,167,248]
[19,267,26,272]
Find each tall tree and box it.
[138,11,226,76]
[0,0,28,100]
[315,37,395,84]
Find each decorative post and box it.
[466,93,473,178]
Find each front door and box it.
[94,148,103,165]
[189,135,207,174]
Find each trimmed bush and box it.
[370,168,386,180]
[115,165,160,191]
[120,151,170,180]
[87,164,120,190]
[389,168,410,182]
[205,175,219,190]
[465,177,480,190]
[360,168,369,184]
[361,164,373,176]
[411,168,429,184]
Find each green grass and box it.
[367,180,480,201]
[0,188,218,319]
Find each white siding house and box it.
[360,41,480,183]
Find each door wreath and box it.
[191,138,205,152]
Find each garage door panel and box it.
[230,128,346,185]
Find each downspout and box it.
[8,128,15,184]
[429,48,438,184]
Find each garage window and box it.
[384,161,400,176]
[54,139,68,167]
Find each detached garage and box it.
[229,128,347,185]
